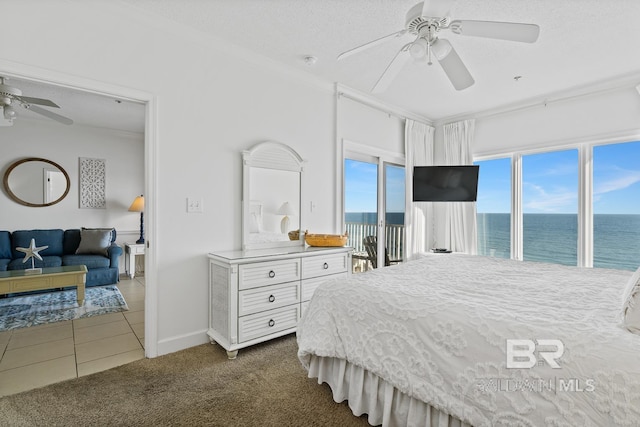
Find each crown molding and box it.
[435,70,640,126]
[336,83,433,125]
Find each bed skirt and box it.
[307,355,472,427]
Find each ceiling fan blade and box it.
[23,104,73,125]
[338,29,407,60]
[421,0,455,17]
[372,46,411,93]
[14,95,60,108]
[431,38,474,90]
[450,20,540,43]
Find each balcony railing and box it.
[345,222,405,261]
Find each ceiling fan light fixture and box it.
[0,107,13,126]
[3,104,17,120]
[431,38,452,61]
[409,38,429,60]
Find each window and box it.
[475,158,510,258]
[344,151,405,273]
[385,164,405,262]
[593,141,640,271]
[344,158,379,264]
[475,140,640,271]
[522,149,578,266]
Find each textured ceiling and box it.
[6,1,640,131]
[120,0,640,121]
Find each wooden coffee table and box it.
[0,265,88,305]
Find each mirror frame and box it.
[242,141,305,251]
[3,157,71,207]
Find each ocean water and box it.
[477,213,640,271]
[346,212,640,271]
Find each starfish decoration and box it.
[16,238,49,268]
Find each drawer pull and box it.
[268,270,275,278]
[323,262,329,269]
[268,319,275,327]
[268,294,275,303]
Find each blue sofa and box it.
[0,228,122,287]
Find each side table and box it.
[125,243,145,279]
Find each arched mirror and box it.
[242,141,304,250]
[3,157,70,207]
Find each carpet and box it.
[0,285,128,332]
[0,334,371,427]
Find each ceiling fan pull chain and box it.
[427,39,433,65]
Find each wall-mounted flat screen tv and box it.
[412,165,479,202]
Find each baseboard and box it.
[155,329,210,357]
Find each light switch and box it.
[187,197,203,213]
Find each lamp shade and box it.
[128,195,144,212]
[277,202,295,216]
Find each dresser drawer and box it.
[239,281,300,316]
[238,259,301,290]
[301,272,348,302]
[238,305,299,342]
[302,253,348,279]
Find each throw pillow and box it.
[621,266,640,334]
[76,228,114,256]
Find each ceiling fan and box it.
[338,0,540,92]
[0,77,73,126]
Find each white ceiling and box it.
[0,75,145,133]
[6,0,640,130]
[119,0,640,122]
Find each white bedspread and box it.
[297,254,640,426]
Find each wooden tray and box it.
[304,231,348,247]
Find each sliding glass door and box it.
[344,154,404,273]
[345,158,378,272]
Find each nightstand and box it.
[125,243,145,279]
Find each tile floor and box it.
[0,275,145,397]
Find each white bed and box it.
[297,254,640,427]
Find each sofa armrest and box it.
[108,243,124,268]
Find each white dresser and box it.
[208,246,352,359]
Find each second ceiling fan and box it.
[338,0,540,91]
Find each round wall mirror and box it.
[3,157,70,207]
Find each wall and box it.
[338,96,405,154]
[1,0,336,355]
[472,87,640,156]
[0,118,144,272]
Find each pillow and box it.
[621,266,640,334]
[75,228,114,256]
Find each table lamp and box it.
[128,195,145,244]
[277,202,295,234]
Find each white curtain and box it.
[404,119,435,260]
[442,119,477,254]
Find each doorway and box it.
[0,69,155,395]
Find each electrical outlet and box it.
[187,197,203,213]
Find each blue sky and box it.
[475,141,640,214]
[344,160,405,213]
[346,141,640,215]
